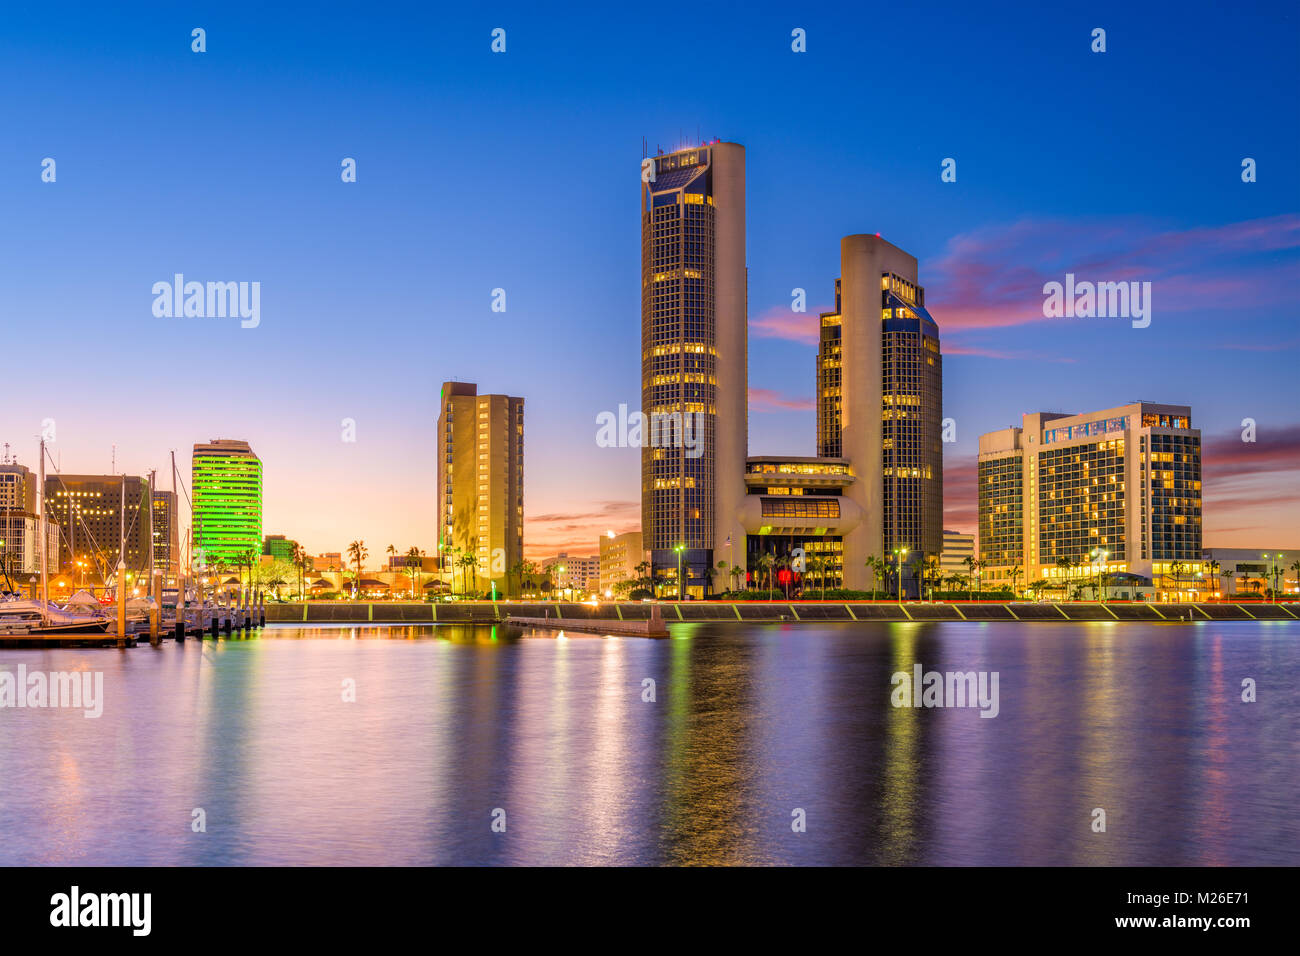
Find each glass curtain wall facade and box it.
[192,440,263,565]
[640,142,746,597]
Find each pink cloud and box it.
[924,213,1300,332]
[749,387,815,412]
[749,305,822,345]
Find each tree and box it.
[757,552,776,600]
[521,559,539,596]
[459,551,479,597]
[507,559,527,598]
[963,555,978,601]
[715,560,730,597]
[921,555,941,601]
[262,561,291,601]
[807,556,827,599]
[878,553,895,597]
[1168,560,1187,596]
[405,546,425,598]
[1008,563,1022,599]
[1207,559,1221,595]
[347,540,368,599]
[291,543,309,600]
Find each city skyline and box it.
[2,3,1296,558]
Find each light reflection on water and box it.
[0,621,1295,866]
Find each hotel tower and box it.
[978,402,1203,595]
[640,142,747,596]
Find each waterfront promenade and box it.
[264,600,1300,626]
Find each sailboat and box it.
[0,438,112,636]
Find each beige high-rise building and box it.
[437,382,524,595]
[598,530,645,596]
[813,235,943,594]
[640,141,747,598]
[978,402,1203,595]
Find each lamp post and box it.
[674,544,685,601]
[1262,553,1284,603]
[1089,548,1109,601]
[893,547,908,603]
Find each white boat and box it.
[0,596,112,635]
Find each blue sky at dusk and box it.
[2,1,1297,556]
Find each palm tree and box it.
[405,546,425,598]
[1290,560,1300,599]
[1054,556,1070,598]
[347,540,367,599]
[716,560,730,597]
[757,552,776,599]
[920,555,941,601]
[507,559,527,598]
[1008,563,1022,599]
[633,560,652,596]
[291,543,309,600]
[446,546,463,595]
[1168,559,1187,597]
[963,555,978,601]
[1207,559,1221,596]
[460,551,479,597]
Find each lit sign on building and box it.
[1043,416,1128,445]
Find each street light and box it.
[1262,553,1284,603]
[893,547,908,603]
[1090,548,1109,601]
[674,543,685,601]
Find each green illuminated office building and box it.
[192,439,263,565]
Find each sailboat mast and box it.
[38,437,48,612]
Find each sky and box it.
[2,0,1297,560]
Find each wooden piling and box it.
[150,569,162,644]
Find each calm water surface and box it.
[1,621,1296,865]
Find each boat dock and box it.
[0,599,267,648]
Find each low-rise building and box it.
[1202,548,1297,598]
[939,530,975,576]
[599,531,645,596]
